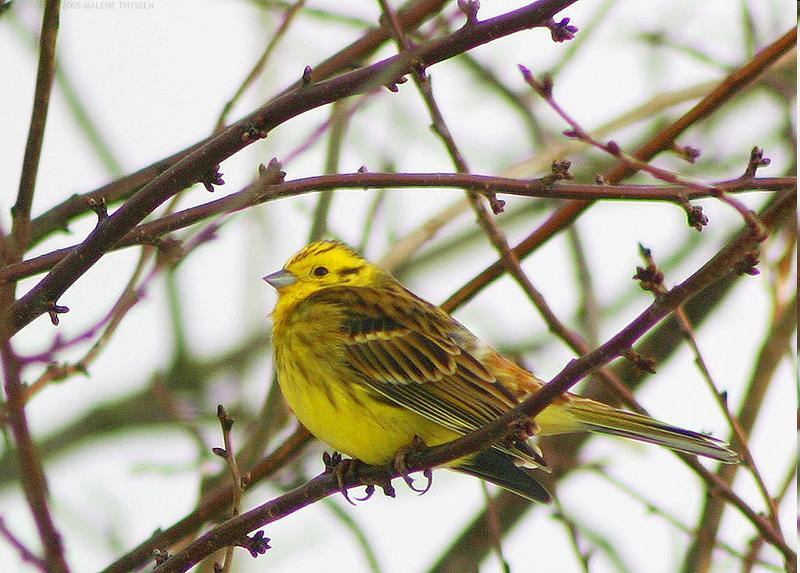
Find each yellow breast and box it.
[273,295,455,465]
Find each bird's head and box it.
[264,241,386,301]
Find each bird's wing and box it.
[306,286,545,466]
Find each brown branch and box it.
[521,66,767,235]
[25,0,451,249]
[214,0,307,132]
[425,214,788,570]
[0,516,47,572]
[10,0,61,260]
[0,340,70,573]
[152,191,795,573]
[682,294,798,573]
[441,26,797,313]
[100,426,311,573]
[1,0,579,337]
[1,173,790,285]
[741,460,798,573]
[636,246,783,530]
[214,405,244,573]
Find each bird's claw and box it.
[354,484,376,502]
[322,451,396,504]
[355,472,397,500]
[392,436,434,496]
[323,451,359,505]
[401,467,433,495]
[322,438,435,503]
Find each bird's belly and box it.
[277,357,455,465]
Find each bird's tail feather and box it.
[566,401,739,463]
[456,449,551,503]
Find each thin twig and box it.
[0,516,47,572]
[552,498,592,573]
[10,0,61,260]
[214,405,244,573]
[0,341,70,573]
[2,0,580,336]
[18,244,153,406]
[358,188,388,252]
[566,224,600,347]
[442,27,797,312]
[589,467,783,570]
[2,173,790,286]
[681,292,797,573]
[100,426,312,573]
[151,192,795,573]
[214,0,307,131]
[519,65,768,237]
[740,460,798,573]
[309,99,350,241]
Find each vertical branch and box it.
[0,516,47,572]
[481,484,510,571]
[11,0,61,259]
[681,296,797,573]
[3,6,77,554]
[741,460,798,573]
[0,341,70,573]
[214,405,244,573]
[309,99,350,241]
[566,224,600,347]
[214,0,307,131]
[552,498,592,573]
[442,27,797,313]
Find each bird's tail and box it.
[562,399,740,463]
[456,449,552,503]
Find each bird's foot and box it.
[512,418,540,441]
[503,419,548,469]
[392,436,434,496]
[322,451,396,504]
[323,451,363,505]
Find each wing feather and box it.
[351,343,398,383]
[366,339,408,383]
[302,285,543,467]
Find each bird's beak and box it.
[263,269,297,290]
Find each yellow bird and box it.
[264,240,738,502]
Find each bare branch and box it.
[10,0,61,260]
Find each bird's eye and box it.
[313,266,329,277]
